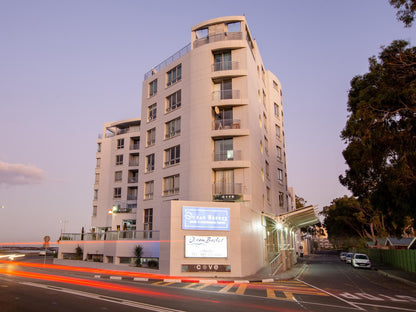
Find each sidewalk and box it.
[375,265,416,287]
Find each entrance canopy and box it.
[276,205,320,229]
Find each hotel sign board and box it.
[182,206,230,231]
[184,236,227,258]
[182,264,231,272]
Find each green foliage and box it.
[295,195,307,209]
[389,0,416,27]
[134,245,143,267]
[340,40,416,236]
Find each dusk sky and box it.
[1,1,414,243]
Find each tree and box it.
[340,40,416,236]
[389,0,416,27]
[134,245,143,267]
[295,195,307,209]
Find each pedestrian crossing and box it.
[149,279,329,300]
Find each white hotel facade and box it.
[57,16,319,277]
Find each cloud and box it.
[0,161,44,186]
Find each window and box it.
[149,79,157,97]
[113,187,121,199]
[128,170,138,183]
[167,64,181,86]
[95,173,99,184]
[264,136,269,155]
[265,161,270,179]
[97,143,101,152]
[130,137,140,150]
[96,158,101,168]
[165,117,181,139]
[93,206,97,217]
[263,113,268,132]
[166,90,181,112]
[278,169,283,182]
[214,169,237,196]
[144,208,153,234]
[127,187,137,200]
[146,128,156,146]
[145,154,155,173]
[279,192,284,208]
[164,145,180,166]
[117,138,124,149]
[214,138,234,161]
[266,187,271,202]
[163,174,180,196]
[148,103,157,122]
[94,189,98,200]
[273,81,279,91]
[214,79,232,100]
[144,181,154,200]
[276,146,282,160]
[129,153,139,166]
[116,155,123,165]
[276,124,281,138]
[274,103,279,117]
[214,107,233,129]
[213,50,232,71]
[114,171,122,182]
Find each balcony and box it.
[193,31,243,49]
[127,194,138,201]
[60,230,160,241]
[129,160,139,166]
[212,119,241,130]
[130,143,140,150]
[212,89,240,101]
[128,176,138,183]
[212,183,243,201]
[212,61,239,72]
[214,150,241,161]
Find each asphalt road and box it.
[0,253,415,311]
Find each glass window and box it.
[144,181,154,200]
[214,79,232,100]
[149,79,157,97]
[213,50,232,71]
[144,208,153,232]
[276,146,282,160]
[95,173,99,184]
[276,124,281,138]
[279,192,284,208]
[96,158,101,168]
[97,143,101,152]
[164,145,180,167]
[166,90,181,112]
[146,128,156,146]
[274,103,279,117]
[163,174,180,196]
[145,154,155,173]
[214,107,233,129]
[94,189,98,200]
[113,187,122,199]
[114,171,122,182]
[214,138,233,161]
[117,138,124,149]
[116,155,123,165]
[148,103,157,122]
[227,22,240,33]
[278,169,283,182]
[195,28,208,39]
[167,64,181,86]
[265,161,270,178]
[165,117,181,139]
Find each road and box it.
[0,253,415,311]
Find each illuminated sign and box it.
[182,264,231,272]
[182,206,230,231]
[185,236,227,258]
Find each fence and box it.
[365,249,416,273]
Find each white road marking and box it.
[20,281,185,312]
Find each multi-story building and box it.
[58,16,319,277]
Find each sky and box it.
[0,0,415,243]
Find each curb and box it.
[93,275,278,284]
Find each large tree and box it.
[340,40,416,236]
[389,0,416,27]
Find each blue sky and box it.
[0,0,414,243]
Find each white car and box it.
[352,253,371,269]
[345,252,354,264]
[340,252,347,261]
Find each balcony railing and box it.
[129,160,139,166]
[214,150,241,161]
[193,31,243,48]
[130,143,140,150]
[144,44,191,80]
[127,195,138,200]
[128,177,138,183]
[212,182,243,201]
[163,187,179,196]
[212,89,240,101]
[212,119,241,130]
[60,230,160,241]
[212,61,239,72]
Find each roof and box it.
[277,205,320,229]
[386,237,414,246]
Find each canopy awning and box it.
[276,205,320,229]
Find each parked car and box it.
[339,252,347,261]
[345,252,354,264]
[352,253,371,269]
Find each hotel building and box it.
[57,16,319,277]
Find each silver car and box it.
[345,252,354,264]
[352,253,371,269]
